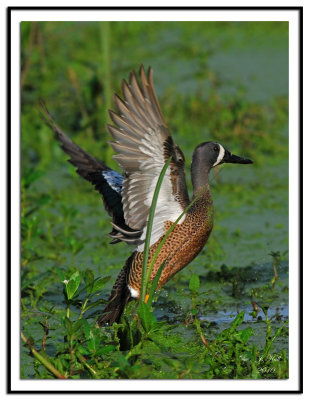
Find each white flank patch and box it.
[212,144,225,167]
[128,285,139,298]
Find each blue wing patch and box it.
[102,170,123,194]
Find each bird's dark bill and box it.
[224,153,253,164]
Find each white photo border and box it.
[8,6,302,394]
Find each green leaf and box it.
[240,327,254,343]
[54,358,65,375]
[84,299,105,312]
[21,168,45,189]
[138,302,157,333]
[66,271,81,300]
[87,337,96,353]
[77,344,89,356]
[262,320,288,358]
[70,271,80,282]
[82,319,91,340]
[21,271,50,291]
[189,273,200,294]
[230,311,245,330]
[91,276,111,294]
[84,269,95,296]
[72,319,84,334]
[66,281,77,300]
[96,345,116,356]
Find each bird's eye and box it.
[213,146,219,152]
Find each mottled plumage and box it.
[43,65,253,326]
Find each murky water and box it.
[201,304,288,324]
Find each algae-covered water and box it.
[21,21,289,379]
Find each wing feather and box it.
[107,66,190,250]
[108,111,146,138]
[40,101,142,245]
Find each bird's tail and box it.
[97,257,132,326]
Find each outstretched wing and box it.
[40,102,141,244]
[108,65,189,251]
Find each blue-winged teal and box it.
[43,65,253,325]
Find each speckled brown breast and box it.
[128,192,214,295]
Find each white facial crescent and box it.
[213,144,225,167]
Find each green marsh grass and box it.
[21,162,288,379]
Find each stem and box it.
[262,320,288,359]
[69,348,74,377]
[272,261,279,289]
[125,341,143,361]
[100,21,112,113]
[100,21,113,162]
[194,318,212,352]
[21,332,66,379]
[78,297,89,319]
[139,157,172,306]
[21,22,36,89]
[67,67,93,137]
[263,309,272,354]
[76,352,99,379]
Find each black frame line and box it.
[7,5,303,394]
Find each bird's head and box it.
[193,141,253,170]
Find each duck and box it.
[42,65,253,325]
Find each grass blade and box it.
[21,332,66,379]
[139,157,172,306]
[147,259,167,307]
